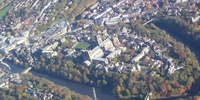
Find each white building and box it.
[131,46,150,63]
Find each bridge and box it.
[93,87,97,100]
[21,67,32,75]
[143,18,155,26]
[144,92,151,100]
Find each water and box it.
[157,26,200,61]
[8,63,133,100]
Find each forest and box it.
[154,16,200,51]
[0,74,91,100]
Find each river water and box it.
[157,27,200,61]
[8,63,133,100]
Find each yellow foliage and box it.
[195,96,200,100]
[147,4,152,9]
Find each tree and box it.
[149,84,155,92]
[114,85,121,95]
[195,96,200,100]
[101,80,107,86]
[147,3,152,9]
[177,49,186,59]
[6,32,11,36]
[149,50,155,58]
[123,54,130,62]
[139,94,144,99]
[165,0,169,5]
[0,54,2,58]
[147,76,153,84]
[66,60,75,67]
[124,89,131,97]
[82,74,89,84]
[18,94,22,100]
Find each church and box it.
[82,35,121,65]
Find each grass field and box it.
[74,43,90,50]
[0,5,11,20]
[0,0,3,3]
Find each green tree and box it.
[123,54,130,62]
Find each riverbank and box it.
[7,63,136,100]
[154,24,200,62]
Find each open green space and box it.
[0,5,11,20]
[0,0,3,3]
[74,42,90,50]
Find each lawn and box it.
[0,5,11,20]
[74,43,91,50]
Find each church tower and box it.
[96,35,102,46]
[112,36,120,48]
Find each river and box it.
[8,63,134,100]
[156,26,200,61]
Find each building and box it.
[93,57,108,64]
[82,46,104,61]
[96,35,103,45]
[84,60,92,66]
[42,42,59,52]
[82,35,123,65]
[174,0,188,3]
[112,36,120,48]
[131,46,150,63]
[0,44,16,54]
[90,2,99,10]
[100,38,114,51]
[105,17,121,26]
[94,7,112,19]
[106,49,121,59]
[191,16,200,23]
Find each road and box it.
[0,57,10,70]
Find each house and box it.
[131,46,150,63]
[0,82,6,88]
[149,71,156,76]
[122,26,128,34]
[106,49,121,59]
[94,7,112,19]
[174,0,188,3]
[90,2,99,10]
[84,60,92,66]
[42,42,59,52]
[105,17,121,25]
[191,16,200,23]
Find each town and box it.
[0,0,192,88]
[0,0,200,99]
[0,0,190,75]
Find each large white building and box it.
[83,35,121,65]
